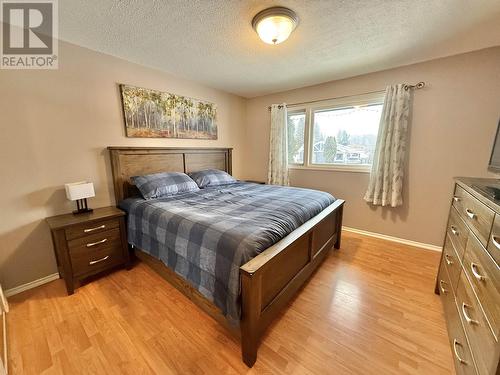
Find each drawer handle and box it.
[450,226,459,236]
[89,255,110,265]
[84,224,106,233]
[453,196,461,202]
[453,339,467,365]
[491,235,500,251]
[86,238,107,248]
[465,209,476,219]
[439,280,448,294]
[461,303,478,325]
[444,254,453,265]
[470,262,485,281]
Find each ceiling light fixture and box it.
[252,7,299,45]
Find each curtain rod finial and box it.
[404,81,425,91]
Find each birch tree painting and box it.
[120,84,217,139]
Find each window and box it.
[286,92,384,172]
[287,110,305,164]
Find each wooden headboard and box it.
[108,147,233,203]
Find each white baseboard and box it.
[4,273,60,298]
[343,226,442,252]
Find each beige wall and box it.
[243,47,500,246]
[0,41,246,290]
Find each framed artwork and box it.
[120,84,217,139]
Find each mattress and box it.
[119,182,335,323]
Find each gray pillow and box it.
[188,169,236,188]
[131,172,199,199]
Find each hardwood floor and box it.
[7,232,454,374]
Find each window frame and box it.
[286,108,307,166]
[287,91,385,173]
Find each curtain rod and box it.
[267,81,425,110]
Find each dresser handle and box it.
[470,262,485,281]
[439,280,448,294]
[84,224,106,233]
[450,226,459,236]
[465,209,476,219]
[444,254,453,265]
[453,196,461,202]
[453,339,467,364]
[461,303,478,325]
[491,235,500,250]
[89,255,109,265]
[86,238,107,248]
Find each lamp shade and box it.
[65,181,95,201]
[252,7,298,45]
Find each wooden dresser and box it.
[0,284,7,375]
[46,207,130,295]
[436,178,500,375]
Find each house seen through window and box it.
[286,93,384,171]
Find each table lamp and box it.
[65,181,95,214]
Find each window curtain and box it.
[268,104,289,186]
[364,84,411,207]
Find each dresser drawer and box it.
[453,185,495,247]
[487,214,500,266]
[456,271,499,375]
[65,218,120,241]
[449,311,479,375]
[70,240,125,276]
[443,234,462,290]
[463,233,500,340]
[439,262,477,375]
[439,260,456,310]
[448,207,469,259]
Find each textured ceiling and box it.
[59,0,500,97]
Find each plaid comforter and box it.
[120,182,335,323]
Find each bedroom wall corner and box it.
[0,40,247,290]
[242,47,500,247]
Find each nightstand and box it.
[46,206,130,295]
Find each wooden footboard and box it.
[240,199,344,367]
[133,199,344,367]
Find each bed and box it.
[108,146,344,367]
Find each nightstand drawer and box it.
[70,240,125,276]
[65,218,120,241]
[68,227,121,252]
